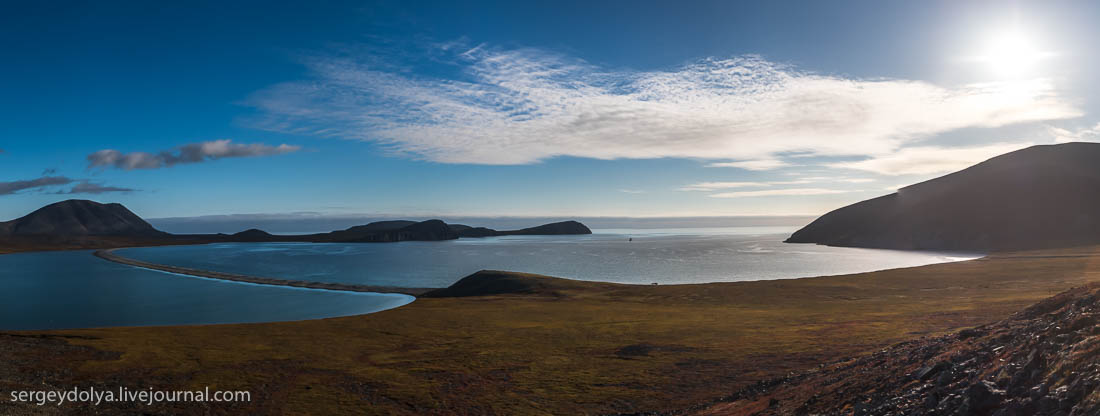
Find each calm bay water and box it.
[1,227,978,330]
[0,250,413,330]
[119,227,979,287]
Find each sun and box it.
[977,29,1047,78]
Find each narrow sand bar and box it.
[93,248,435,296]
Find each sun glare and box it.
[978,29,1047,78]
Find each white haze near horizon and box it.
[147,214,818,235]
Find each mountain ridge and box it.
[787,142,1100,251]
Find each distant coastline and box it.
[0,199,593,255]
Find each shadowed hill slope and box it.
[787,142,1100,251]
[421,270,622,298]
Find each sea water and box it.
[118,227,979,287]
[2,228,978,330]
[0,250,412,330]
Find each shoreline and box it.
[5,245,1099,414]
[93,248,436,296]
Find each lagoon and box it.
[0,250,413,330]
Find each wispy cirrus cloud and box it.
[709,188,853,198]
[797,176,875,183]
[88,139,300,170]
[1050,123,1100,143]
[679,180,811,191]
[829,142,1033,175]
[246,45,1080,165]
[705,159,791,170]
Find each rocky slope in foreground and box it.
[787,142,1100,251]
[691,284,1100,416]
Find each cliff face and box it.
[787,143,1100,251]
[0,199,164,237]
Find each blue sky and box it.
[3,0,1100,226]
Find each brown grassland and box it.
[4,247,1100,414]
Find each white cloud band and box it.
[247,47,1080,165]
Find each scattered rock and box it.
[691,284,1100,415]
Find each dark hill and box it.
[230,228,275,242]
[787,142,1100,251]
[384,219,458,241]
[322,220,418,241]
[499,220,592,236]
[316,220,593,241]
[454,226,499,238]
[330,219,459,243]
[421,270,620,298]
[342,220,417,233]
[0,199,164,237]
[447,224,472,232]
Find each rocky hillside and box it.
[787,143,1100,251]
[0,199,164,237]
[691,284,1100,415]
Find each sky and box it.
[3,0,1100,229]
